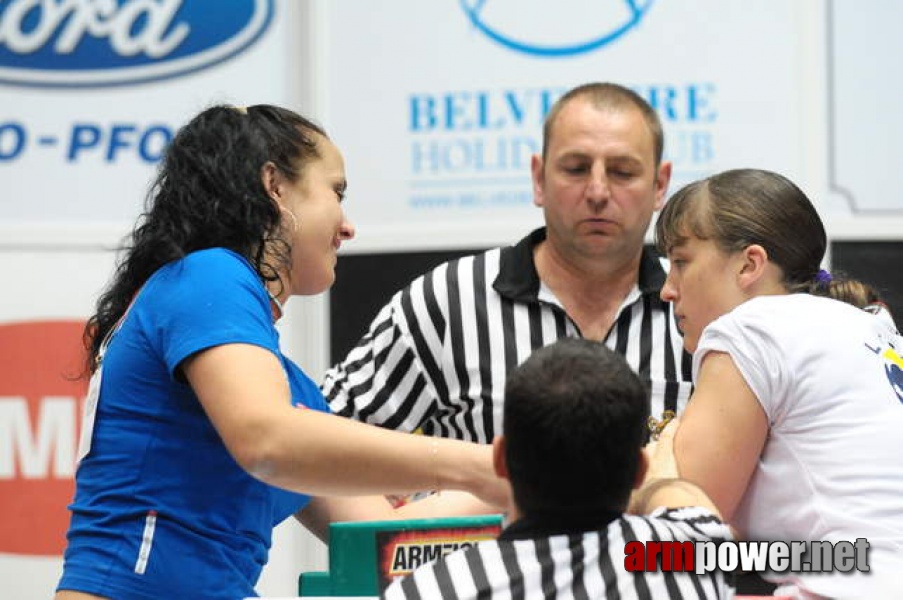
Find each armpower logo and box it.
[0,0,274,88]
[0,320,88,556]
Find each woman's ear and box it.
[260,161,282,202]
[738,244,769,290]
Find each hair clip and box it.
[815,269,832,285]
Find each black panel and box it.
[329,249,485,363]
[831,241,902,330]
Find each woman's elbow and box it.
[227,430,292,485]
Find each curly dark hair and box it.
[83,104,325,374]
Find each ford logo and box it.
[459,0,654,58]
[0,0,274,88]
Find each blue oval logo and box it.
[0,0,274,88]
[459,0,654,58]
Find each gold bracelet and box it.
[647,409,676,441]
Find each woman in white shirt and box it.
[655,168,902,598]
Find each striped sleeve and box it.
[646,506,734,543]
[620,513,734,599]
[325,240,694,441]
[322,270,447,432]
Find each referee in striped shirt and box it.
[383,338,734,599]
[323,82,692,442]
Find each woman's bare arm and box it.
[182,343,505,505]
[672,351,768,522]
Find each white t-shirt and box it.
[695,294,903,598]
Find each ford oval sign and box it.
[0,0,274,88]
[459,0,654,58]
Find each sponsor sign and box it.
[458,0,654,58]
[0,0,285,226]
[323,1,807,250]
[0,0,274,87]
[0,320,88,556]
[376,523,502,591]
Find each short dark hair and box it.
[542,82,664,167]
[503,338,649,515]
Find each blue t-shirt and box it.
[59,248,329,599]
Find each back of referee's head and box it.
[499,338,650,516]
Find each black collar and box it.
[492,227,668,304]
[498,507,622,541]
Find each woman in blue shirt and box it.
[56,105,504,600]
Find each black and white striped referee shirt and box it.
[382,506,734,599]
[323,228,693,442]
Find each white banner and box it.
[0,2,324,598]
[322,0,810,251]
[0,249,114,598]
[0,0,298,228]
[826,0,903,215]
